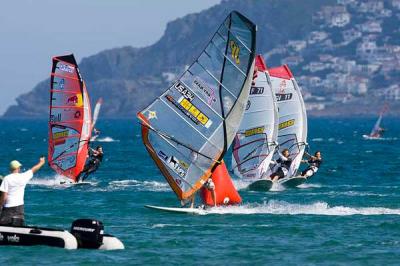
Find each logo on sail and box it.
[59,78,65,89]
[193,78,217,105]
[245,126,264,137]
[250,87,264,95]
[166,95,213,129]
[279,119,295,130]
[53,130,69,146]
[50,113,62,123]
[67,94,83,107]
[276,93,293,102]
[158,151,187,178]
[174,81,195,102]
[230,40,240,65]
[58,64,74,73]
[147,110,157,120]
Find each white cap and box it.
[9,160,22,171]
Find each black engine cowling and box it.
[70,219,104,249]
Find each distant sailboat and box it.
[363,105,388,140]
[91,98,103,141]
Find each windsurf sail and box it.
[138,11,257,200]
[231,55,278,180]
[92,98,103,131]
[368,104,388,138]
[48,54,92,182]
[268,65,307,178]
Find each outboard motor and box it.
[70,219,104,249]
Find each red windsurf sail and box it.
[48,54,92,182]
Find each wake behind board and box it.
[58,180,92,186]
[362,134,383,140]
[248,179,273,191]
[279,176,307,188]
[145,205,207,215]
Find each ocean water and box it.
[0,117,399,265]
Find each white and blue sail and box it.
[137,11,257,200]
[268,65,308,178]
[231,55,278,181]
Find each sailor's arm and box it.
[31,157,46,174]
[278,152,288,161]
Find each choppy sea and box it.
[0,117,399,265]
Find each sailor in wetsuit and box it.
[77,146,104,182]
[301,151,322,178]
[270,149,292,182]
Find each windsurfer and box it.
[93,128,101,138]
[77,146,103,182]
[270,149,292,182]
[300,151,322,178]
[186,178,217,208]
[0,157,45,226]
[372,127,385,138]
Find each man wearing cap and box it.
[0,157,45,225]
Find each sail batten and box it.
[138,11,256,200]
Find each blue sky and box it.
[0,0,220,114]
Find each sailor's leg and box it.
[301,168,314,178]
[77,163,91,182]
[81,162,99,181]
[211,189,217,207]
[190,194,195,209]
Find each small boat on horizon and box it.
[363,104,388,140]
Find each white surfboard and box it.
[144,205,208,214]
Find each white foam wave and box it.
[297,183,322,189]
[270,182,285,192]
[94,137,120,142]
[363,137,398,141]
[200,201,400,216]
[108,179,170,192]
[311,138,324,142]
[30,175,97,188]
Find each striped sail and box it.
[48,54,92,182]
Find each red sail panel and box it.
[48,54,92,182]
[201,161,242,206]
[268,65,293,80]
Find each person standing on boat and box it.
[270,149,292,182]
[77,146,104,182]
[301,151,322,178]
[0,157,46,226]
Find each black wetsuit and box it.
[78,150,103,181]
[301,158,322,177]
[270,155,292,179]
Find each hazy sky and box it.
[0,0,220,114]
